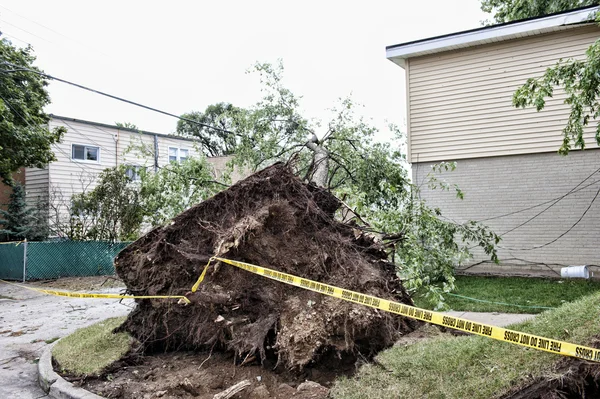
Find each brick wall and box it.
[0,169,25,211]
[412,149,600,277]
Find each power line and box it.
[498,166,600,237]
[0,62,236,136]
[462,171,600,252]
[0,19,53,44]
[2,85,210,176]
[499,185,600,251]
[0,5,111,58]
[61,119,119,158]
[481,165,600,225]
[0,92,99,175]
[0,31,32,47]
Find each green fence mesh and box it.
[26,241,130,280]
[0,240,130,281]
[0,241,25,280]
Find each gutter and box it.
[386,6,599,66]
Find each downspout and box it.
[115,129,120,167]
[153,134,159,172]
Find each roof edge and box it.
[49,114,195,142]
[386,5,598,63]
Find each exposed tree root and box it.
[115,163,418,370]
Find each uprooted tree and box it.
[116,164,420,369]
[112,61,500,370]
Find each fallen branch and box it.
[213,380,251,399]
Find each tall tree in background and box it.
[481,1,600,154]
[177,103,243,156]
[481,0,598,23]
[0,37,65,185]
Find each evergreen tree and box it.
[0,182,47,241]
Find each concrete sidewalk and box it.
[443,311,536,327]
[0,282,133,399]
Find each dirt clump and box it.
[114,162,418,371]
[83,351,333,399]
[499,337,600,399]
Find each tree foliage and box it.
[0,38,65,185]
[139,157,223,226]
[481,1,600,154]
[184,62,500,306]
[481,0,597,24]
[339,160,499,308]
[177,103,243,156]
[514,35,600,154]
[68,167,143,242]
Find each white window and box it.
[179,149,189,162]
[168,147,189,163]
[168,147,178,162]
[72,144,99,162]
[125,165,145,181]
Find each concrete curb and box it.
[38,339,105,399]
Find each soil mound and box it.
[499,339,600,399]
[115,163,418,370]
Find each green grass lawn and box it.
[53,317,131,376]
[413,275,600,313]
[332,291,600,399]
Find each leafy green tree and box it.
[139,157,223,226]
[481,1,600,154]
[69,166,143,242]
[177,103,243,156]
[481,0,597,24]
[0,182,47,241]
[0,38,65,185]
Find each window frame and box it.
[168,146,189,163]
[124,164,145,182]
[71,143,101,163]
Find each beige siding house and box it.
[386,6,600,275]
[25,116,237,236]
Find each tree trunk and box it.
[306,134,329,187]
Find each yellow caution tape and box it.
[194,257,600,363]
[0,279,191,304]
[191,258,211,292]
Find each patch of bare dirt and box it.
[393,323,444,348]
[499,336,600,399]
[115,163,418,371]
[82,351,341,399]
[30,276,125,291]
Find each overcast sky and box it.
[0,0,487,138]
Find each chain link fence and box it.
[0,240,130,281]
[0,241,26,280]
